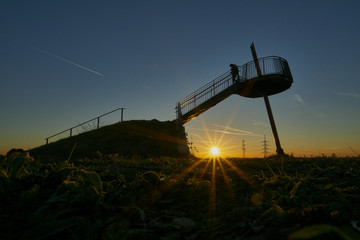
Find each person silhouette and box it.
[230,64,239,84]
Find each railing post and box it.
[193,94,196,108]
[120,108,124,122]
[279,57,285,73]
[245,63,248,80]
[263,58,265,74]
[46,138,49,145]
[70,128,72,137]
[212,81,215,97]
[97,117,100,129]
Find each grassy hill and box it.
[30,119,189,161]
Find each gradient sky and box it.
[1,0,359,157]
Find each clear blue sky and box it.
[1,0,359,157]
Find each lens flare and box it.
[210,147,219,156]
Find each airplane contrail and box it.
[12,38,103,76]
[32,46,103,76]
[336,92,360,99]
[186,126,259,136]
[211,123,260,136]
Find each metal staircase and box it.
[176,56,293,125]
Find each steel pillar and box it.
[250,42,284,155]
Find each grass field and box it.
[1,153,359,239]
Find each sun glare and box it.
[210,146,220,156]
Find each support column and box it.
[250,42,284,155]
[263,95,284,155]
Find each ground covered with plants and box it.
[1,153,360,239]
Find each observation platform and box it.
[176,56,293,125]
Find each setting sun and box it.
[210,147,220,156]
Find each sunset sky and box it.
[1,0,359,157]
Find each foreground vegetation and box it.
[1,153,359,239]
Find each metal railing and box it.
[176,56,292,119]
[176,71,234,119]
[45,107,125,144]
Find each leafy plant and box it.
[6,152,33,179]
[288,224,355,240]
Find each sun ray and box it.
[222,158,258,188]
[185,117,260,234]
[208,158,217,233]
[159,159,205,192]
[199,158,212,180]
[217,158,235,198]
[188,118,250,158]
[199,119,213,147]
[212,99,244,147]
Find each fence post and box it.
[70,128,72,137]
[97,117,100,129]
[120,108,124,122]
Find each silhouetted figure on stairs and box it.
[230,64,239,84]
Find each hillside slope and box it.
[30,119,189,161]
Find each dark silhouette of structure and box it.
[176,43,293,155]
[263,135,269,158]
[242,139,246,158]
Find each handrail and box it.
[176,56,292,120]
[176,71,235,119]
[45,107,125,144]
